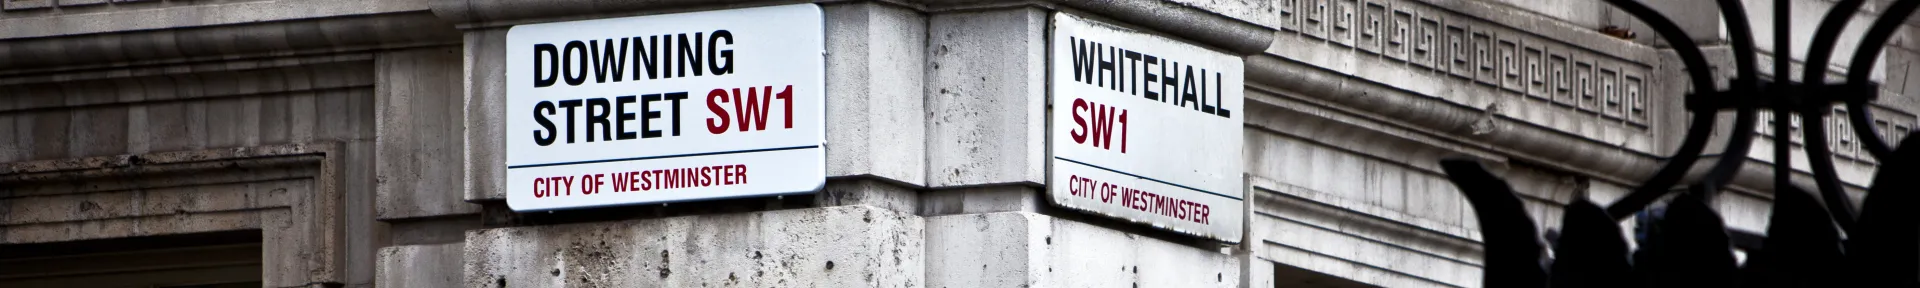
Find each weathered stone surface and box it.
[379,243,467,288]
[464,205,924,287]
[823,2,929,187]
[925,7,1047,188]
[462,27,511,202]
[376,47,479,220]
[924,211,1241,287]
[919,185,1041,216]
[814,179,919,214]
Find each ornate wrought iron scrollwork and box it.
[1441,0,1920,287]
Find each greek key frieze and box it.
[1272,0,1661,133]
[1760,107,1919,163]
[1359,2,1388,54]
[1386,8,1414,61]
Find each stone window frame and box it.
[0,143,347,286]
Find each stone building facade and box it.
[1,0,1915,287]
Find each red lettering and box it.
[627,172,641,192]
[1092,104,1112,149]
[1070,98,1127,153]
[667,168,679,189]
[738,87,770,131]
[707,89,732,134]
[1069,175,1082,196]
[699,167,712,187]
[1071,98,1088,143]
[1118,109,1128,153]
[612,172,628,192]
[777,85,794,129]
[533,177,547,198]
[639,171,653,191]
[1200,204,1210,224]
[592,174,606,194]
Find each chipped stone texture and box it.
[823,2,929,187]
[926,7,1047,188]
[924,211,1241,287]
[379,243,467,288]
[464,205,924,288]
[919,185,1042,216]
[814,179,919,214]
[463,27,511,202]
[377,47,479,220]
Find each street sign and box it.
[505,4,825,211]
[1049,13,1246,242]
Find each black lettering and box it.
[593,39,628,83]
[661,36,674,79]
[634,36,661,80]
[616,96,638,140]
[1143,55,1159,100]
[1111,46,1123,91]
[709,30,734,75]
[562,41,588,86]
[557,100,583,143]
[1125,51,1142,95]
[1161,60,1178,103]
[1200,68,1216,114]
[665,92,688,136]
[533,44,559,87]
[1216,71,1231,118]
[1182,65,1199,110]
[533,101,557,145]
[585,98,612,142]
[1073,38,1097,84]
[641,94,663,138]
[1097,43,1114,88]
[678,33,704,77]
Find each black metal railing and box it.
[1440,0,1920,286]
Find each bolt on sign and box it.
[504,4,825,211]
[1049,13,1246,242]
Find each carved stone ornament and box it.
[1440,0,1920,287]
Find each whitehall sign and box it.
[504,4,826,211]
[1049,13,1246,242]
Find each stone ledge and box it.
[924,211,1240,287]
[0,0,431,39]
[427,0,1273,55]
[0,13,457,76]
[1245,54,1664,188]
[463,205,924,287]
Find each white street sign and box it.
[505,4,825,211]
[1049,13,1246,242]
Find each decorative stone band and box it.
[1246,54,1818,197]
[428,0,1276,55]
[0,13,456,76]
[1757,107,1918,165]
[1268,0,1664,154]
[0,143,329,190]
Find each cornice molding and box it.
[426,0,1275,55]
[0,0,432,40]
[0,13,457,77]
